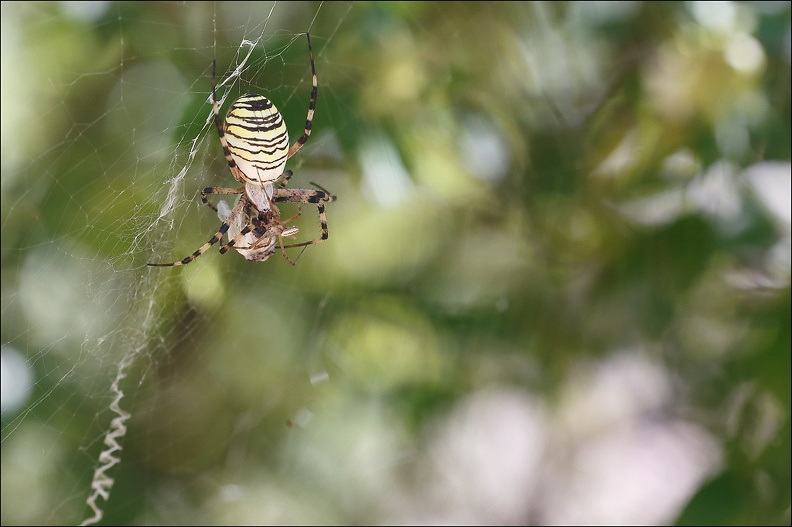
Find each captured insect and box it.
[149,33,335,268]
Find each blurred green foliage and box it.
[1,2,790,525]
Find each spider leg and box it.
[217,224,259,255]
[273,187,334,249]
[201,185,245,212]
[147,197,247,267]
[274,187,335,205]
[308,181,335,199]
[281,202,327,249]
[212,59,248,182]
[147,223,233,267]
[286,33,317,159]
[277,234,298,266]
[275,170,294,188]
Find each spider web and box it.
[1,2,360,524]
[2,2,791,526]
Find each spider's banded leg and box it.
[308,181,336,201]
[212,59,246,182]
[273,187,334,246]
[273,187,336,205]
[275,170,294,188]
[280,201,328,248]
[147,223,233,267]
[271,191,331,249]
[147,197,247,267]
[217,224,259,255]
[201,186,245,212]
[286,33,317,159]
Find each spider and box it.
[148,32,335,268]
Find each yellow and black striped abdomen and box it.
[224,94,289,185]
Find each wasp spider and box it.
[149,33,335,268]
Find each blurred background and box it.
[1,1,790,525]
